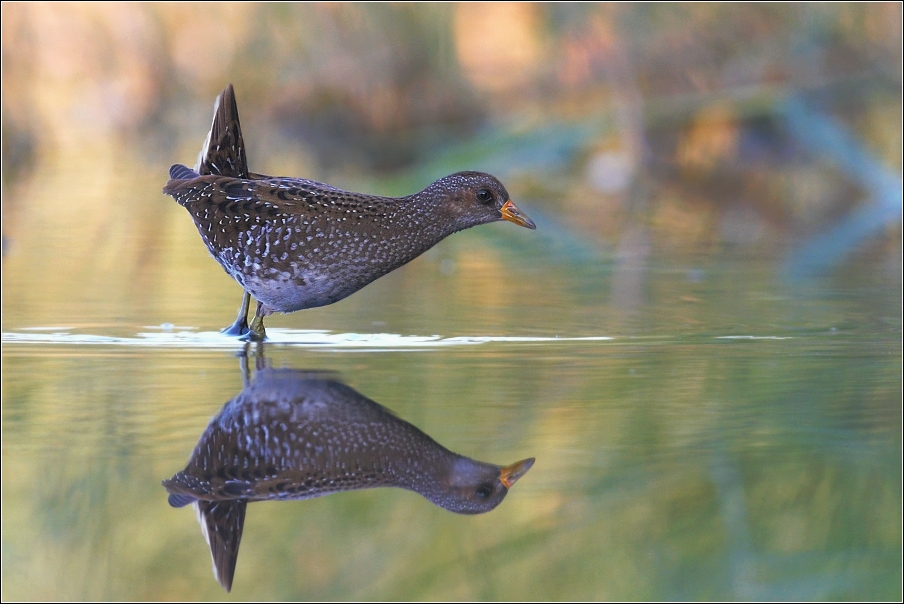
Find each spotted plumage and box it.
[163,84,536,339]
[162,368,534,591]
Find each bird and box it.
[162,367,535,592]
[163,84,536,340]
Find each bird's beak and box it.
[500,200,537,230]
[499,458,535,489]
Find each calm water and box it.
[2,148,902,600]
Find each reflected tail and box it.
[194,499,248,592]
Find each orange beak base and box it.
[499,458,535,489]
[500,200,537,230]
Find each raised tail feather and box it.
[195,499,248,593]
[196,83,250,179]
[163,85,259,200]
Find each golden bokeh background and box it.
[2,4,901,601]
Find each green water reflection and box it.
[2,266,900,599]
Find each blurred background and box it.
[2,3,901,601]
[3,3,901,274]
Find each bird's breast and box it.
[185,197,447,312]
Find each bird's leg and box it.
[236,340,265,386]
[237,342,251,388]
[254,342,268,372]
[244,301,268,342]
[221,291,251,336]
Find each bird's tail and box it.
[195,83,250,179]
[193,499,248,593]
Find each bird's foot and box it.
[221,318,250,337]
[240,314,267,342]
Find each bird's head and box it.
[419,171,536,232]
[427,456,535,514]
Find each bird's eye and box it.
[476,189,493,204]
[475,483,493,499]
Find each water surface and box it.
[3,209,900,599]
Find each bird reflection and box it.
[163,353,534,592]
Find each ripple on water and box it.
[1,328,614,350]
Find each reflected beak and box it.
[500,200,537,230]
[499,458,535,489]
